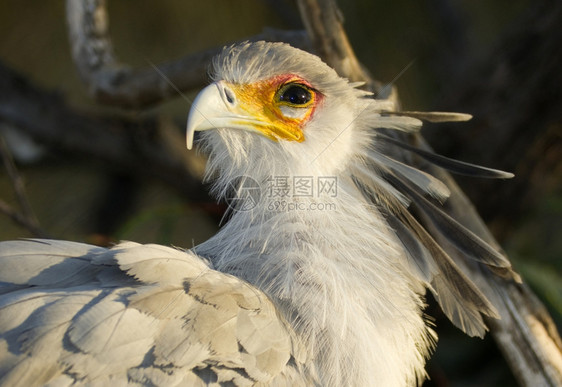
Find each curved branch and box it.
[65,0,309,109]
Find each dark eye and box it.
[278,84,312,106]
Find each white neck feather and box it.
[196,139,435,385]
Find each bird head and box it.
[186,41,377,186]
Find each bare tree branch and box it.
[296,0,367,82]
[0,61,208,202]
[296,0,562,385]
[65,0,310,109]
[296,0,393,100]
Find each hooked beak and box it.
[186,82,239,150]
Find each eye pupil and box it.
[280,85,311,105]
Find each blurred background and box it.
[0,1,560,385]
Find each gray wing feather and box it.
[0,239,305,386]
[0,239,104,287]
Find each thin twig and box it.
[0,199,47,238]
[0,135,48,237]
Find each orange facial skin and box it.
[227,74,324,143]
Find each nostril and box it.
[224,87,236,105]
